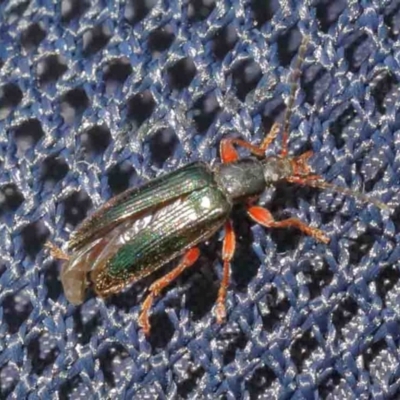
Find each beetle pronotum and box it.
[48,37,389,335]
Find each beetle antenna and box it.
[281,35,309,155]
[302,179,391,211]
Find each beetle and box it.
[47,37,389,335]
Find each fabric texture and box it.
[0,0,399,398]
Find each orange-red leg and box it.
[281,130,289,157]
[215,220,236,323]
[220,123,281,163]
[45,242,70,261]
[138,247,200,336]
[247,206,329,244]
[286,175,323,186]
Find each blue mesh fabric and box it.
[1,0,400,398]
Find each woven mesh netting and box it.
[1,0,400,398]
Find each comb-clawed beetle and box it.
[48,38,389,335]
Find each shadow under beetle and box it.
[48,37,389,336]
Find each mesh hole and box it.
[81,125,112,155]
[6,1,30,23]
[261,286,290,331]
[277,27,302,67]
[0,263,6,279]
[148,25,175,54]
[176,365,205,398]
[393,206,400,234]
[383,1,400,39]
[332,297,358,334]
[60,87,90,124]
[82,24,112,57]
[3,290,33,334]
[364,167,385,193]
[124,0,158,25]
[0,362,19,398]
[63,190,92,227]
[363,339,388,371]
[14,118,44,154]
[43,261,63,301]
[27,332,59,375]
[371,73,397,114]
[212,25,238,60]
[59,376,83,400]
[302,65,330,106]
[107,162,137,195]
[231,213,260,291]
[147,312,175,349]
[42,155,69,183]
[73,308,102,345]
[187,0,216,21]
[0,184,24,213]
[301,259,333,300]
[147,128,180,168]
[250,0,280,28]
[106,286,139,310]
[98,344,129,388]
[328,105,356,149]
[61,0,90,23]
[316,0,347,32]
[246,365,276,398]
[344,33,373,72]
[269,218,302,254]
[37,55,68,84]
[290,329,318,371]
[221,330,247,365]
[0,83,23,120]
[126,90,156,128]
[376,265,400,305]
[348,229,376,265]
[261,99,285,133]
[269,182,316,216]
[192,92,221,133]
[320,209,341,225]
[20,22,46,51]
[231,59,262,101]
[21,220,50,258]
[318,371,342,399]
[167,57,197,90]
[185,262,218,321]
[103,58,132,88]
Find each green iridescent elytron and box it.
[60,162,232,305]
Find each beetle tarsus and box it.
[215,221,236,324]
[216,261,229,324]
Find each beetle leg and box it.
[138,247,200,336]
[220,139,241,163]
[286,175,323,185]
[260,122,281,152]
[45,241,70,261]
[220,123,281,163]
[281,130,289,157]
[247,205,329,244]
[216,220,236,323]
